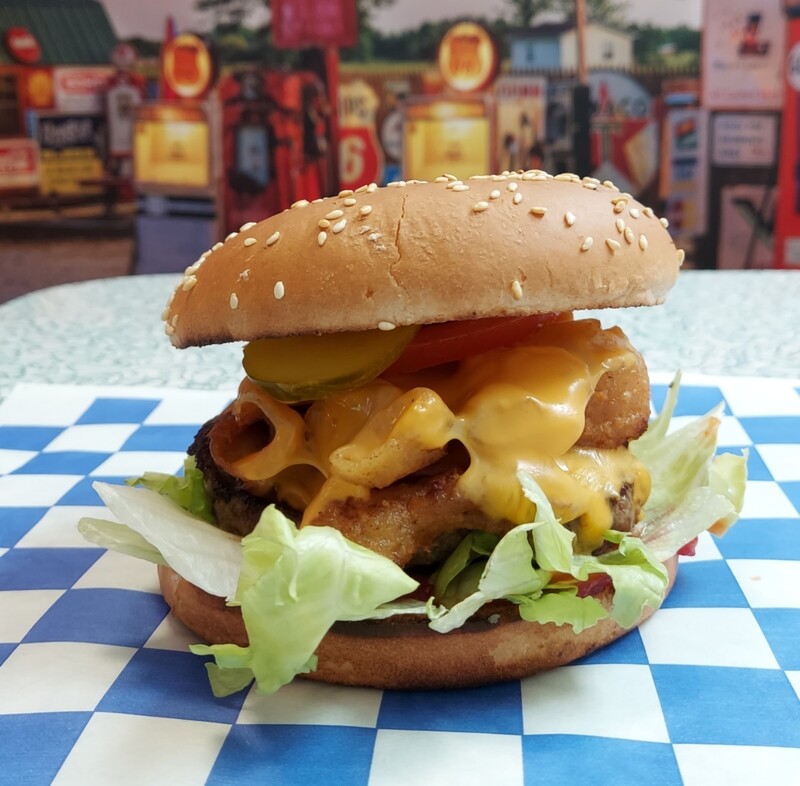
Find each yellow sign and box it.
[404,100,490,182]
[437,22,499,93]
[162,34,213,99]
[134,105,210,191]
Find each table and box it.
[1,270,799,785]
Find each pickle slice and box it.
[243,325,419,402]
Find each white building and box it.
[510,22,634,71]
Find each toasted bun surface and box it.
[158,555,677,690]
[164,174,682,348]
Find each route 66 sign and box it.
[339,79,384,190]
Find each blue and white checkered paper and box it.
[1,377,800,786]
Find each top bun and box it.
[163,172,683,348]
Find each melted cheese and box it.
[209,319,651,551]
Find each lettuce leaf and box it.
[80,481,241,600]
[428,472,668,634]
[192,506,419,696]
[127,457,215,524]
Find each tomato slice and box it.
[387,312,567,373]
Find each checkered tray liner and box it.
[1,377,799,786]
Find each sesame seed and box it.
[355,184,369,193]
[639,234,649,251]
[629,208,641,219]
[359,205,373,218]
[443,173,458,181]
[368,232,381,241]
[201,250,212,259]
[311,198,323,203]
[266,231,281,246]
[613,202,626,214]
[583,176,600,184]
[582,181,598,190]
[554,173,573,181]
[624,227,635,244]
[611,196,627,205]
[643,206,654,218]
[182,275,197,291]
[239,269,250,281]
[326,209,344,220]
[580,237,594,252]
[469,174,492,180]
[511,280,523,300]
[491,174,508,181]
[359,226,371,234]
[367,183,379,192]
[530,206,547,217]
[490,189,501,199]
[564,211,576,227]
[473,201,490,213]
[452,184,470,192]
[435,176,449,183]
[377,321,396,331]
[660,217,670,228]
[317,231,327,247]
[606,238,621,252]
[615,218,625,233]
[225,232,238,242]
[343,197,357,207]
[338,189,354,198]
[229,293,239,309]
[602,180,617,189]
[244,237,257,247]
[319,219,331,229]
[291,199,309,209]
[507,182,519,192]
[677,248,686,264]
[165,323,175,336]
[160,307,170,321]
[446,180,462,189]
[212,242,223,251]
[513,192,523,205]
[239,221,257,232]
[273,280,285,299]
[332,218,347,234]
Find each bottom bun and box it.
[158,555,678,690]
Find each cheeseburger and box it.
[80,171,745,696]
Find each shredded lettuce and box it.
[428,473,668,634]
[192,506,418,696]
[77,373,747,696]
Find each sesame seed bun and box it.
[158,554,678,689]
[164,173,682,348]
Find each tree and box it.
[504,0,628,28]
[505,0,556,27]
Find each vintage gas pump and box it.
[132,33,221,274]
[220,69,328,235]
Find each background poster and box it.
[702,0,784,110]
[663,108,709,238]
[717,184,775,268]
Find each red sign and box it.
[0,138,40,192]
[272,0,357,49]
[774,17,800,267]
[4,26,41,65]
[339,127,381,191]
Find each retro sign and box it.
[0,138,40,191]
[271,0,357,48]
[161,34,214,99]
[338,79,383,191]
[437,22,499,93]
[4,27,41,65]
[53,67,113,113]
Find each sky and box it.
[100,0,703,40]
